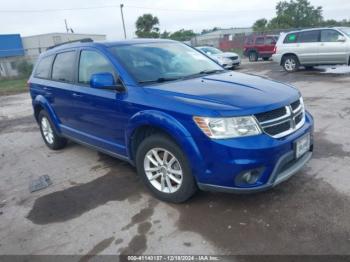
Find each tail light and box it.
[273,46,277,54]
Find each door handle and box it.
[72,93,83,98]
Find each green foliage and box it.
[0,78,28,96]
[165,29,196,41]
[253,19,268,32]
[16,60,33,78]
[253,0,325,31]
[135,14,160,38]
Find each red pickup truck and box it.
[243,35,279,62]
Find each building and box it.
[0,32,106,78]
[22,33,106,63]
[191,27,253,49]
[0,34,25,78]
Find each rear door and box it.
[319,29,348,64]
[50,50,78,127]
[255,37,265,56]
[265,36,277,55]
[297,30,321,64]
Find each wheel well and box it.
[281,53,299,65]
[129,125,175,161]
[34,104,44,122]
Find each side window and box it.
[265,37,276,45]
[255,37,264,45]
[78,50,115,84]
[298,30,320,43]
[284,33,298,43]
[52,51,76,83]
[321,30,343,42]
[34,56,54,79]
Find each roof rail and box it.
[47,38,94,50]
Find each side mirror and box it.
[338,35,346,42]
[90,72,124,91]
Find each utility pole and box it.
[120,4,127,39]
[64,19,69,33]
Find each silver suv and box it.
[273,27,350,72]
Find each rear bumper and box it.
[198,151,312,193]
[272,54,282,64]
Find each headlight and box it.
[217,56,231,64]
[193,116,262,139]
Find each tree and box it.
[16,60,33,77]
[252,19,268,32]
[252,0,324,30]
[135,14,160,38]
[168,29,196,41]
[160,30,170,39]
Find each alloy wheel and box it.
[144,148,183,193]
[41,116,54,144]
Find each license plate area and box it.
[294,133,310,159]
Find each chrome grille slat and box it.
[254,98,305,138]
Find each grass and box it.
[0,78,28,96]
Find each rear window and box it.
[52,51,76,83]
[284,33,298,43]
[298,30,320,43]
[265,37,276,45]
[34,56,54,79]
[255,37,264,45]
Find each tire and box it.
[136,134,197,203]
[248,51,258,62]
[282,55,299,72]
[38,110,67,150]
[263,57,269,61]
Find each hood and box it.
[212,52,239,59]
[144,72,300,116]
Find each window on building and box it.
[78,50,115,84]
[298,30,320,43]
[52,51,76,82]
[321,30,343,42]
[34,55,54,79]
[10,61,17,70]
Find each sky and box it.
[0,0,349,40]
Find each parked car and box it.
[29,39,313,203]
[244,35,279,62]
[273,27,350,72]
[196,46,241,69]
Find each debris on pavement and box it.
[29,175,52,193]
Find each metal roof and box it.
[0,34,24,58]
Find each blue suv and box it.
[29,39,314,203]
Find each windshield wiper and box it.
[183,69,226,79]
[138,77,181,84]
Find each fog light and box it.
[235,168,264,186]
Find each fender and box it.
[33,95,62,134]
[125,110,206,178]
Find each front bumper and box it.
[193,111,314,193]
[222,59,241,69]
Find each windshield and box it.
[198,47,223,54]
[339,27,350,37]
[109,42,223,84]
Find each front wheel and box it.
[282,55,299,72]
[249,52,258,62]
[136,134,197,203]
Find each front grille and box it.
[255,107,287,122]
[229,56,239,60]
[254,98,305,138]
